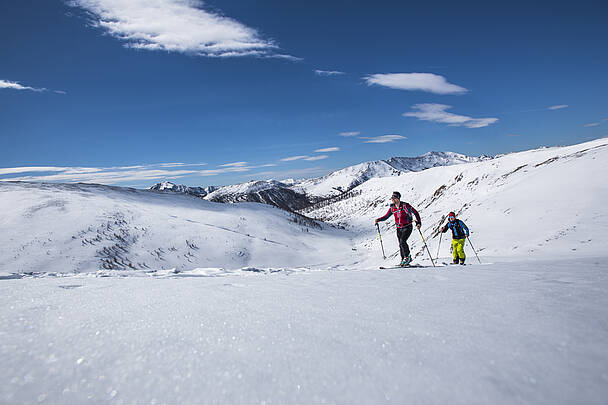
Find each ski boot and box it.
[400,255,413,267]
[452,258,459,265]
[460,258,466,265]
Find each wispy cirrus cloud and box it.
[0,162,211,184]
[67,0,294,59]
[548,104,568,110]
[339,131,360,137]
[360,135,406,144]
[0,161,284,184]
[365,73,467,95]
[1,166,198,184]
[314,69,345,76]
[314,147,340,153]
[304,155,329,161]
[246,167,330,180]
[219,161,248,168]
[403,104,498,128]
[0,79,65,94]
[280,155,309,162]
[584,122,600,127]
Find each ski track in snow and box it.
[1,258,607,404]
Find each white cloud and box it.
[314,69,345,76]
[548,104,568,110]
[314,147,340,153]
[155,162,207,168]
[584,122,600,127]
[1,79,66,94]
[280,155,309,162]
[219,161,248,167]
[339,131,360,137]
[0,166,70,175]
[365,73,467,95]
[360,135,406,144]
[403,104,498,128]
[304,155,329,161]
[0,161,281,184]
[68,0,286,58]
[197,167,250,176]
[248,167,329,180]
[0,162,212,184]
[1,79,45,92]
[3,169,196,184]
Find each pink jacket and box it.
[377,202,421,228]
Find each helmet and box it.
[448,211,456,219]
[391,191,401,199]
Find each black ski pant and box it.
[396,225,413,260]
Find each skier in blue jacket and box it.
[440,211,469,265]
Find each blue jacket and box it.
[441,219,469,239]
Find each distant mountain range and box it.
[150,151,491,211]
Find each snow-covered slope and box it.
[290,160,402,198]
[386,151,489,172]
[303,137,608,263]
[291,152,488,199]
[0,182,351,274]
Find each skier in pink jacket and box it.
[375,191,421,266]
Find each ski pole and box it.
[435,232,442,261]
[467,236,482,264]
[418,227,436,267]
[376,223,386,260]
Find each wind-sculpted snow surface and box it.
[0,182,353,275]
[1,258,607,404]
[303,138,608,264]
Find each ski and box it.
[379,264,440,269]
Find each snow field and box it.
[1,258,607,404]
[0,182,353,274]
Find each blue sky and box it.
[1,0,607,187]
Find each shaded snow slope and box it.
[205,180,313,211]
[0,182,352,274]
[149,181,218,198]
[1,258,606,404]
[303,138,608,264]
